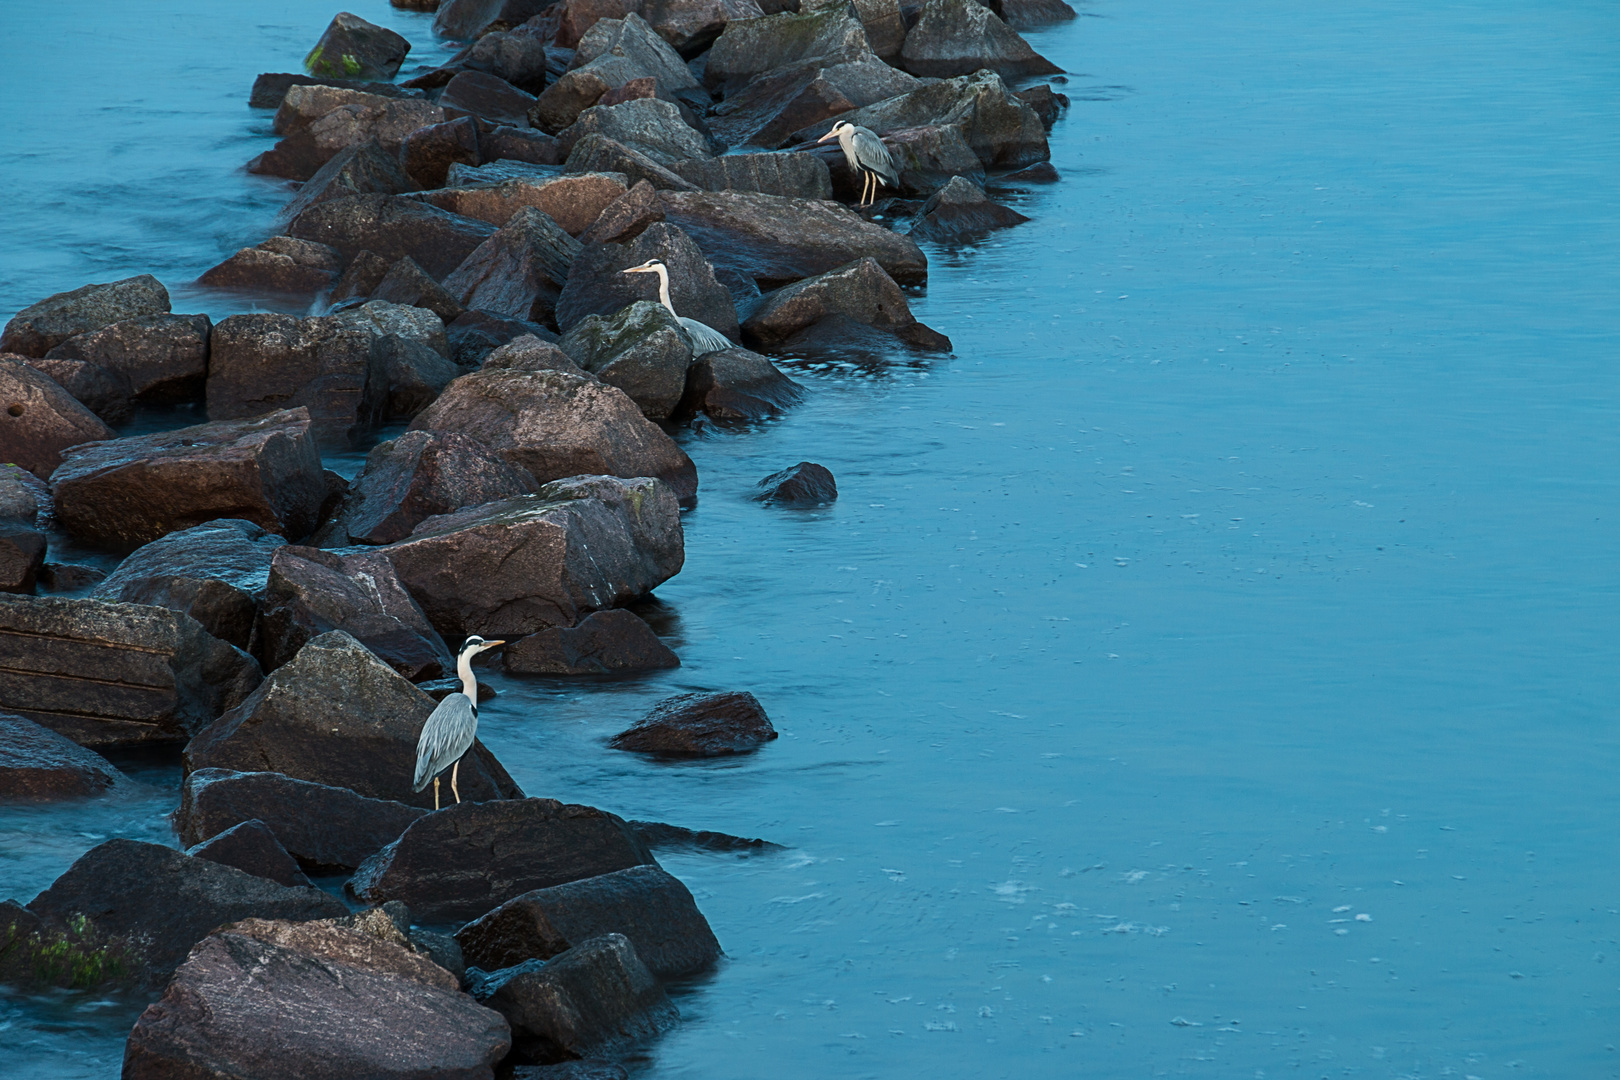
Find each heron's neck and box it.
[457,650,477,701]
[654,265,675,316]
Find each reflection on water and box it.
[5,0,1620,1077]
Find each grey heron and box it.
[622,259,734,356]
[817,121,900,208]
[413,635,504,810]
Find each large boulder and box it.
[0,465,48,527]
[418,173,630,236]
[457,864,717,978]
[123,922,509,1079]
[313,430,539,547]
[377,475,685,641]
[276,140,417,227]
[25,839,346,986]
[0,711,125,800]
[254,545,453,680]
[0,523,46,593]
[0,595,262,748]
[304,12,411,81]
[676,347,803,420]
[436,0,554,38]
[0,356,115,479]
[442,207,582,326]
[878,123,986,194]
[200,237,345,295]
[91,519,286,650]
[349,798,658,922]
[441,70,539,127]
[560,99,712,165]
[668,152,831,198]
[571,13,702,90]
[370,334,462,422]
[659,189,927,287]
[411,365,699,504]
[502,608,678,674]
[254,86,445,181]
[610,689,777,754]
[250,72,429,110]
[469,934,677,1063]
[708,54,919,149]
[185,630,521,810]
[0,274,170,358]
[186,819,313,889]
[287,194,498,280]
[579,179,665,244]
[703,7,871,90]
[640,0,765,53]
[371,257,467,324]
[563,133,702,192]
[898,0,1062,79]
[558,300,692,419]
[179,768,427,871]
[555,221,736,336]
[742,257,950,349]
[50,409,326,545]
[44,313,211,402]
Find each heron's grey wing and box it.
[680,317,735,357]
[851,127,900,186]
[413,693,477,791]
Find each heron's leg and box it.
[858,172,868,207]
[433,775,440,811]
[865,172,874,206]
[451,759,461,804]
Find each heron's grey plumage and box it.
[413,692,477,792]
[679,316,734,356]
[847,126,899,187]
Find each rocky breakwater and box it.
[2,0,1075,1071]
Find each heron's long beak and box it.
[622,267,650,274]
[482,639,506,648]
[816,130,837,143]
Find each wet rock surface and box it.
[456,864,719,978]
[611,690,778,755]
[44,313,211,403]
[564,134,702,192]
[419,173,630,236]
[0,525,47,594]
[185,819,313,889]
[288,194,498,280]
[0,275,170,358]
[442,206,582,326]
[502,608,679,674]
[677,347,804,421]
[754,460,837,504]
[304,12,410,81]
[0,711,125,800]
[558,300,693,419]
[556,222,737,337]
[909,174,1032,242]
[742,256,948,349]
[0,355,116,480]
[350,798,658,923]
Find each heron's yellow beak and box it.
[622,266,649,274]
[483,639,506,647]
[816,130,837,143]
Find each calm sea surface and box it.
[2,1,1618,1077]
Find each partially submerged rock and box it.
[205,313,382,449]
[304,12,411,81]
[186,819,313,889]
[0,711,125,800]
[610,690,778,755]
[0,594,262,747]
[44,313,211,402]
[676,347,803,421]
[754,460,836,504]
[0,355,116,479]
[0,274,170,358]
[908,174,1031,242]
[742,257,949,349]
[502,608,679,675]
[898,0,1062,79]
[350,798,658,922]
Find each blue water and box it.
[3,0,1618,1077]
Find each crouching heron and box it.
[818,121,899,208]
[622,259,734,356]
[413,635,504,810]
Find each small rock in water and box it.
[754,461,837,505]
[186,819,313,890]
[304,12,411,81]
[628,819,785,853]
[908,175,1030,243]
[999,160,1059,184]
[503,609,679,675]
[610,690,778,756]
[0,712,125,800]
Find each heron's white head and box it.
[460,635,506,657]
[816,122,853,144]
[622,259,667,276]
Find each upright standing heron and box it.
[413,635,504,810]
[622,259,734,356]
[818,121,900,208]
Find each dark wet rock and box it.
[448,309,561,366]
[377,474,685,640]
[437,0,555,38]
[331,249,396,303]
[251,72,428,110]
[838,0,904,58]
[0,354,108,485]
[45,312,210,404]
[50,408,324,546]
[660,189,927,287]
[552,0,635,48]
[226,912,456,989]
[372,256,467,323]
[530,64,620,135]
[0,712,124,800]
[629,819,784,852]
[1001,0,1076,28]
[38,562,105,593]
[611,690,777,755]
[442,70,540,127]
[186,819,313,889]
[443,207,582,327]
[186,630,521,809]
[556,221,736,336]
[898,0,1061,79]
[564,133,702,191]
[754,460,836,504]
[253,87,444,182]
[560,99,713,167]
[999,160,1060,184]
[26,839,345,986]
[669,152,832,198]
[400,115,483,189]
[351,798,657,922]
[450,18,554,93]
[502,608,678,674]
[482,335,594,376]
[91,519,285,650]
[708,54,919,149]
[877,123,985,194]
[0,525,45,594]
[469,934,677,1064]
[409,926,467,981]
[1015,83,1069,130]
[254,545,453,680]
[278,141,418,229]
[595,76,659,109]
[373,333,463,420]
[205,313,380,450]
[419,173,630,235]
[572,12,703,89]
[513,1062,629,1080]
[481,124,565,166]
[704,6,871,91]
[304,12,410,81]
[0,595,261,748]
[676,347,804,421]
[22,355,130,424]
[457,863,716,978]
[908,174,1030,242]
[122,924,508,1079]
[578,179,665,244]
[558,300,692,418]
[200,237,345,295]
[288,194,498,279]
[743,257,948,349]
[178,768,427,871]
[0,274,170,359]
[0,465,50,526]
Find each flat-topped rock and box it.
[288,194,498,280]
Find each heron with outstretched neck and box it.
[622,259,734,356]
[413,635,504,810]
[818,120,900,208]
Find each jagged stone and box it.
[288,194,498,279]
[205,313,381,449]
[401,115,483,189]
[677,347,803,420]
[560,98,712,165]
[253,86,444,181]
[373,333,463,420]
[563,133,702,191]
[0,274,170,358]
[501,608,679,674]
[371,256,467,323]
[304,12,411,80]
[572,13,701,90]
[418,173,630,236]
[898,0,1062,79]
[442,207,582,326]
[558,300,692,418]
[556,221,736,336]
[186,819,313,889]
[278,141,417,227]
[669,152,832,198]
[1014,83,1069,129]
[704,6,871,90]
